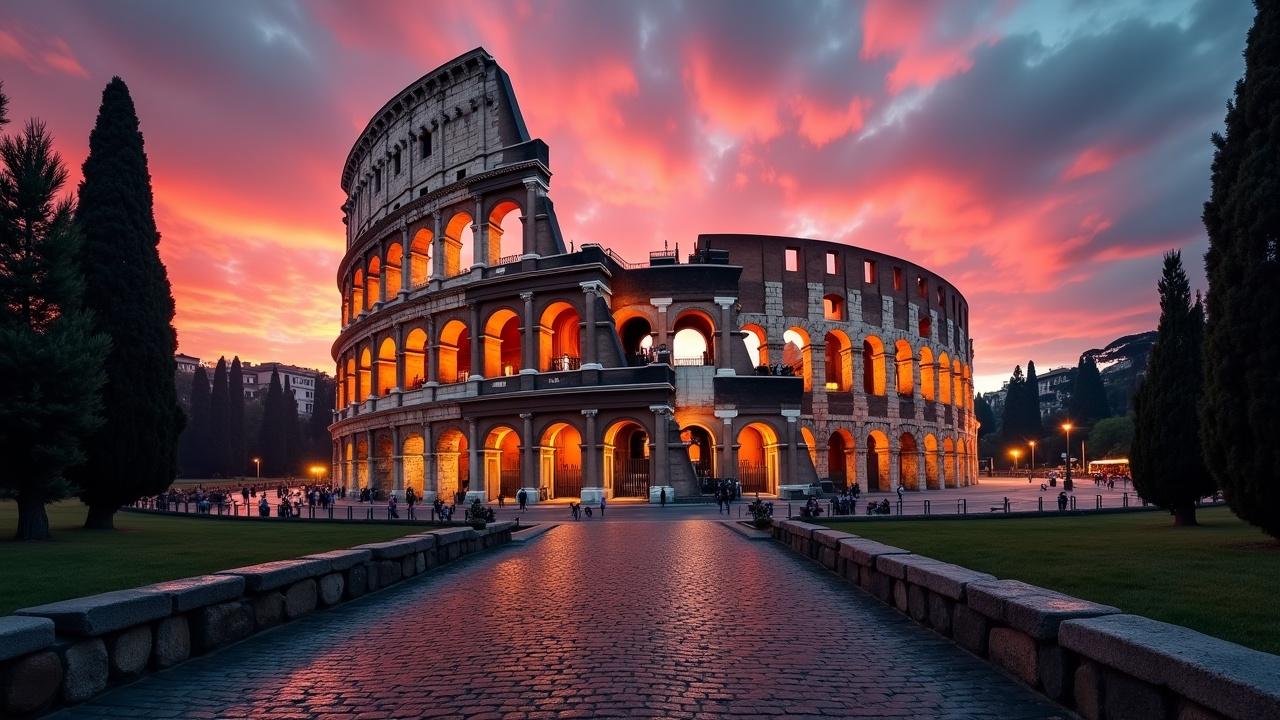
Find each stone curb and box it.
[15,590,171,637]
[0,616,56,662]
[216,558,332,593]
[967,579,1120,640]
[139,575,246,613]
[509,524,558,543]
[301,548,372,571]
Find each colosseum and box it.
[330,48,978,504]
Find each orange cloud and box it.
[791,95,870,146]
[1061,146,1116,181]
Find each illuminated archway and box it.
[401,432,424,495]
[384,243,403,296]
[540,422,584,499]
[488,200,523,264]
[358,347,372,402]
[409,229,431,287]
[373,430,393,491]
[376,337,397,395]
[604,420,649,497]
[862,336,886,396]
[924,434,940,489]
[828,428,856,489]
[355,436,369,488]
[540,301,581,371]
[895,339,914,397]
[741,324,768,367]
[681,425,715,479]
[898,432,919,490]
[800,426,817,468]
[824,330,853,391]
[919,347,936,401]
[438,319,471,383]
[672,310,715,366]
[866,429,890,492]
[404,328,428,390]
[482,308,521,377]
[351,269,364,316]
[619,316,654,364]
[783,327,812,391]
[443,212,474,277]
[938,352,952,406]
[344,356,356,406]
[483,425,521,500]
[737,422,780,495]
[952,359,964,406]
[436,428,469,502]
[365,256,381,310]
[944,437,958,488]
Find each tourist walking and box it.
[498,491,505,508]
[599,495,606,518]
[517,488,527,510]
[388,493,399,519]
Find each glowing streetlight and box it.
[1009,448,1022,471]
[1061,423,1074,492]
[309,465,324,482]
[252,457,261,480]
[1028,440,1037,481]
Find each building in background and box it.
[175,355,322,416]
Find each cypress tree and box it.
[283,374,302,476]
[1024,361,1043,436]
[307,376,335,465]
[72,77,182,529]
[1000,365,1028,441]
[1068,356,1110,424]
[0,106,109,540]
[179,366,211,477]
[259,369,286,476]
[229,357,246,476]
[1202,0,1280,539]
[209,357,229,476]
[974,394,997,437]
[1132,252,1212,524]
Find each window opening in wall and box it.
[917,275,927,297]
[937,286,945,306]
[785,248,799,272]
[919,316,932,338]
[393,150,401,175]
[864,260,876,284]
[823,294,845,321]
[419,187,429,197]
[456,169,466,182]
[421,131,432,158]
[374,168,381,193]
[893,267,903,291]
[825,251,838,275]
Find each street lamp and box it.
[252,457,261,480]
[1028,440,1037,481]
[310,465,324,483]
[1009,448,1021,472]
[1061,423,1073,492]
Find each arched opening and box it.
[409,229,431,287]
[443,212,474,277]
[604,420,649,497]
[483,425,521,501]
[384,243,403,296]
[540,422,583,500]
[938,352,952,406]
[828,429,856,490]
[924,434,940,489]
[351,270,365,317]
[862,336,886,395]
[823,293,845,321]
[619,315,654,365]
[373,430,393,491]
[438,319,471,383]
[672,310,715,366]
[344,357,356,406]
[355,436,369,489]
[404,328,428,390]
[899,432,919,490]
[866,429,890,492]
[824,330,853,391]
[358,347,372,402]
[943,437,958,488]
[341,284,351,325]
[964,366,974,410]
[737,423,780,495]
[895,339,914,397]
[919,315,932,338]
[365,256,381,310]
[741,324,768,368]
[680,425,715,481]
[401,432,424,495]
[376,337,397,395]
[783,328,812,391]
[488,200,523,264]
[952,359,964,406]
[336,365,346,407]
[482,308,521,377]
[919,347,936,401]
[436,428,469,502]
[540,301,582,372]
[800,426,817,468]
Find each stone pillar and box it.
[472,196,488,268]
[394,323,405,393]
[855,447,868,492]
[580,281,602,369]
[522,179,539,258]
[519,412,540,503]
[347,436,358,492]
[430,211,444,286]
[715,409,738,480]
[365,429,377,492]
[332,439,342,489]
[468,304,483,380]
[917,449,928,492]
[651,298,671,360]
[889,434,901,490]
[422,422,437,502]
[714,296,736,375]
[399,224,412,296]
[378,242,388,305]
[466,418,482,502]
[581,409,601,498]
[783,409,801,485]
[520,291,537,374]
[426,315,439,386]
[367,335,378,401]
[391,425,403,494]
[650,405,672,499]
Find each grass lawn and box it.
[824,506,1280,655]
[0,501,425,614]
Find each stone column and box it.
[650,405,672,498]
[426,314,439,385]
[783,409,801,485]
[423,422,437,502]
[348,436,358,492]
[367,335,379,402]
[472,196,488,268]
[888,434,901,490]
[466,418,482,502]
[519,412,539,503]
[332,439,342,489]
[399,223,412,296]
[430,211,444,286]
[917,449,928,492]
[522,179,539,258]
[714,296,736,375]
[855,446,868,492]
[651,298,671,360]
[365,429,376,492]
[468,304,483,380]
[520,291,537,374]
[394,323,405,393]
[580,281,602,369]
[391,425,403,494]
[581,409,601,498]
[378,242,388,305]
[714,409,738,480]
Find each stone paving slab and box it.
[1061,614,1280,720]
[0,616,55,661]
[15,590,170,637]
[54,521,1067,719]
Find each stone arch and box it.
[680,423,717,479]
[783,327,813,391]
[436,426,469,502]
[898,431,919,491]
[938,352,952,406]
[482,424,521,500]
[672,309,715,366]
[737,422,781,495]
[895,339,914,397]
[401,431,424,495]
[404,328,428,390]
[409,228,431,287]
[358,347,372,401]
[919,346,936,401]
[866,429,890,492]
[365,256,381,310]
[828,428,856,489]
[862,335,887,396]
[351,269,365,316]
[603,419,650,497]
[384,242,403,296]
[944,436,958,488]
[488,199,523,264]
[952,359,964,406]
[619,315,654,364]
[376,336,397,395]
[540,300,581,371]
[443,211,474,277]
[344,356,356,406]
[741,324,769,367]
[924,434,941,489]
[355,435,369,488]
[824,329,853,391]
[438,319,471,383]
[540,422,584,500]
[800,426,817,468]
[482,307,521,377]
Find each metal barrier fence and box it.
[130,498,461,523]
[784,493,1222,520]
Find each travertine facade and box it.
[331,48,978,503]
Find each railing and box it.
[600,246,647,269]
[499,467,521,499]
[673,354,711,366]
[547,355,582,372]
[554,466,583,498]
[495,253,522,266]
[739,462,768,494]
[613,458,650,497]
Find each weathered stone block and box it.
[928,593,953,635]
[401,554,417,577]
[17,589,170,637]
[142,574,245,613]
[217,558,330,593]
[431,527,477,547]
[152,616,190,668]
[192,601,252,653]
[1060,613,1280,720]
[0,615,55,661]
[907,584,928,622]
[251,592,285,629]
[1176,699,1229,720]
[365,561,380,591]
[1037,644,1071,702]
[284,579,318,619]
[952,604,988,656]
[875,553,923,579]
[1074,660,1104,720]
[318,573,345,606]
[107,625,151,679]
[843,538,912,568]
[1104,670,1167,720]
[4,649,62,715]
[377,559,402,587]
[967,579,1118,639]
[905,561,996,601]
[61,638,108,704]
[867,569,893,603]
[812,528,855,551]
[988,627,1039,686]
[302,548,372,572]
[892,580,908,612]
[354,535,435,560]
[345,564,368,599]
[415,551,426,574]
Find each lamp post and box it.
[252,457,261,481]
[1028,440,1037,482]
[1009,448,1021,472]
[1061,423,1073,492]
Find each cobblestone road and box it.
[55,522,1067,719]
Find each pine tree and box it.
[1000,365,1028,441]
[974,394,997,437]
[283,375,302,476]
[178,366,211,477]
[72,77,182,529]
[259,369,286,476]
[1024,361,1043,436]
[307,376,335,463]
[1068,356,1110,424]
[0,106,109,539]
[229,357,245,476]
[1202,0,1280,540]
[1132,252,1213,525]
[209,357,229,476]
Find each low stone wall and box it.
[772,519,1280,720]
[0,522,516,717]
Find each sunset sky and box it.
[0,0,1253,392]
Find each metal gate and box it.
[739,462,768,494]
[614,457,650,497]
[500,462,521,499]
[554,465,583,498]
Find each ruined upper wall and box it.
[340,48,533,245]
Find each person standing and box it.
[660,488,667,507]
[599,495,606,518]
[517,488,527,511]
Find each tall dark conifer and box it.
[179,366,211,476]
[0,95,108,540]
[1023,361,1043,436]
[974,394,997,437]
[1202,0,1280,539]
[1068,356,1110,424]
[1000,365,1028,441]
[229,357,246,476]
[72,77,181,529]
[283,375,302,475]
[209,357,229,475]
[307,376,335,463]
[1132,252,1212,525]
[259,370,286,476]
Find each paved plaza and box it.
[55,521,1068,719]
